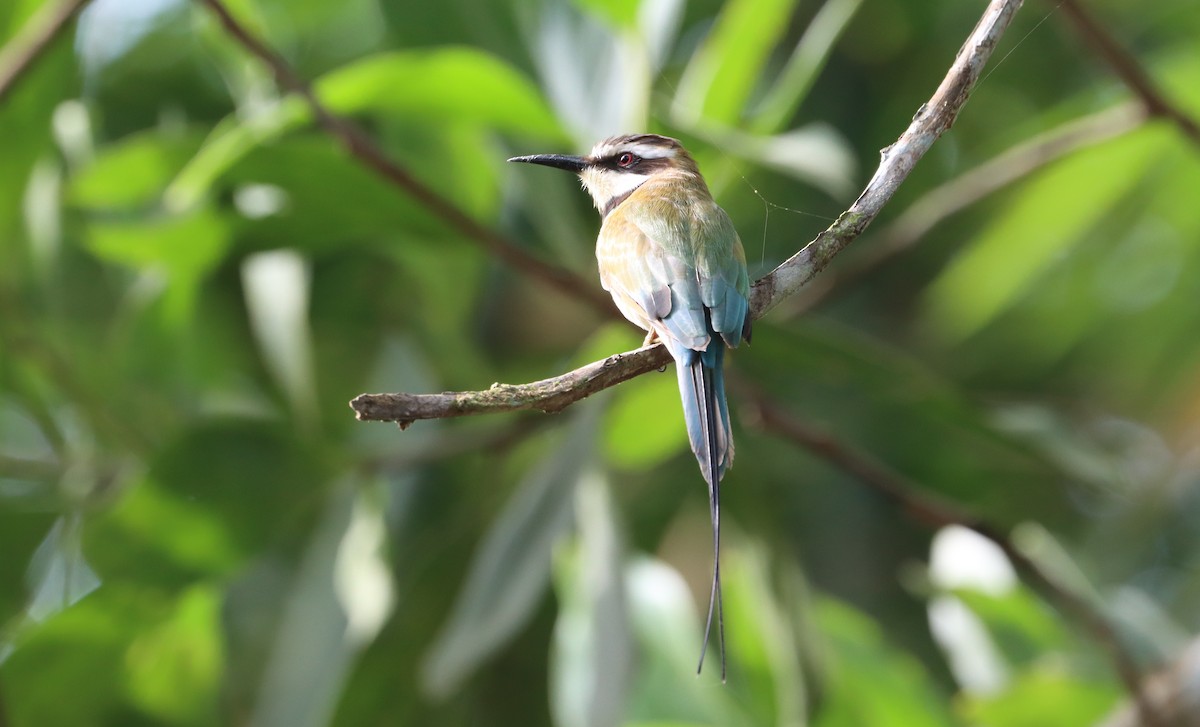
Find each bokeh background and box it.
[2,0,1199,724]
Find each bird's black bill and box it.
[507,153,587,172]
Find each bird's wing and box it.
[598,210,709,353]
[620,192,751,352]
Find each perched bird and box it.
[509,134,751,678]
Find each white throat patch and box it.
[580,167,648,214]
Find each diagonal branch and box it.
[742,390,1162,726]
[351,344,671,428]
[193,0,614,317]
[351,0,1025,425]
[1097,638,1200,727]
[0,0,91,104]
[1055,0,1200,148]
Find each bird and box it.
[509,134,751,679]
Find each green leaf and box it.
[813,597,955,727]
[604,368,689,470]
[750,0,865,133]
[958,666,1119,727]
[83,206,231,322]
[125,584,222,724]
[722,543,807,726]
[167,48,564,210]
[85,207,229,273]
[217,136,446,251]
[248,488,394,727]
[549,472,633,727]
[86,478,244,585]
[315,48,565,139]
[163,103,308,213]
[1,585,181,725]
[674,0,797,127]
[69,130,203,210]
[421,402,602,698]
[921,125,1174,343]
[623,556,744,725]
[954,587,1072,668]
[571,0,641,29]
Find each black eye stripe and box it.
[599,154,671,172]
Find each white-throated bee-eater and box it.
[509,134,751,679]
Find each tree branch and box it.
[351,0,1025,425]
[1097,638,1200,727]
[351,343,672,427]
[1055,0,1200,149]
[0,0,90,104]
[193,0,614,317]
[742,391,1163,727]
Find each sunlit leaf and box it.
[673,0,797,127]
[1,586,174,725]
[958,666,1119,727]
[314,48,566,139]
[571,0,641,29]
[750,0,865,133]
[922,126,1173,343]
[125,584,222,723]
[69,129,203,209]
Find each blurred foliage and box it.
[2,0,1200,724]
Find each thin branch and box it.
[742,391,1163,727]
[351,0,1025,425]
[0,454,61,481]
[0,0,90,104]
[1055,0,1200,148]
[1097,638,1200,727]
[351,343,672,427]
[193,0,614,317]
[786,101,1146,313]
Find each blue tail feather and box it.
[668,336,730,680]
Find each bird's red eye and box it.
[617,152,636,168]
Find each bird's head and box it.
[508,134,703,217]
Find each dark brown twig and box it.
[351,0,1025,424]
[1055,0,1200,148]
[193,0,614,317]
[0,0,90,104]
[743,392,1161,726]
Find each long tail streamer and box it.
[692,358,726,681]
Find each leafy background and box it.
[2,0,1199,724]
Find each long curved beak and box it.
[507,153,587,173]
